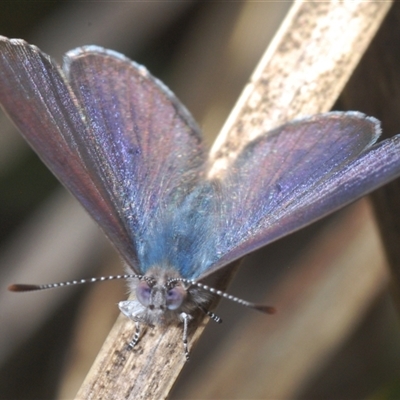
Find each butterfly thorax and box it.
[119,266,211,326]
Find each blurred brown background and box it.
[1,2,400,399]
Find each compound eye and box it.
[166,286,186,310]
[136,281,152,307]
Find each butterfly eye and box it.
[166,286,186,310]
[136,281,152,307]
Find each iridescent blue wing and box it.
[196,112,400,278]
[0,37,206,272]
[63,46,206,271]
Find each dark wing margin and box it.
[0,37,206,272]
[200,112,400,277]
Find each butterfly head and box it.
[120,266,211,326]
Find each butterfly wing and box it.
[198,112,400,278]
[0,37,206,272]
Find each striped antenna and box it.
[8,274,144,292]
[9,275,276,315]
[167,278,276,315]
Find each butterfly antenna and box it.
[8,274,144,292]
[168,278,276,314]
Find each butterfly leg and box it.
[200,306,222,324]
[127,321,141,350]
[180,312,192,361]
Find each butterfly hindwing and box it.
[200,112,400,276]
[64,47,208,273]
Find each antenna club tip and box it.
[8,284,40,292]
[254,305,276,314]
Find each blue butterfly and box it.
[1,37,400,359]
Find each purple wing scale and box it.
[65,46,205,222]
[0,38,136,263]
[64,47,206,240]
[199,113,400,277]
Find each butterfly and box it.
[1,36,400,360]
